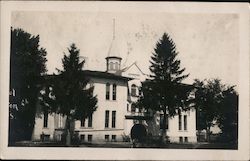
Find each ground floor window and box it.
[111,135,116,142]
[40,133,50,141]
[105,135,109,142]
[88,135,92,142]
[80,134,85,142]
[179,136,183,143]
[184,137,188,143]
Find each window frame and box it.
[88,115,93,127]
[106,83,110,100]
[184,115,187,131]
[112,84,117,100]
[105,110,110,128]
[87,135,92,142]
[43,111,48,128]
[178,113,182,131]
[131,84,137,97]
[112,111,116,128]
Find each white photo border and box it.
[0,1,249,160]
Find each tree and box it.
[138,33,191,143]
[41,43,97,145]
[9,27,47,144]
[193,79,237,142]
[217,86,238,143]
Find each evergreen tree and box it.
[138,33,191,143]
[41,43,97,145]
[9,27,47,144]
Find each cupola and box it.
[106,19,122,74]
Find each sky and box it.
[11,11,239,87]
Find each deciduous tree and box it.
[9,27,47,144]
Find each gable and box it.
[122,62,148,81]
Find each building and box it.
[32,20,197,144]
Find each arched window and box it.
[115,62,118,70]
[112,84,117,100]
[106,83,110,100]
[109,62,114,70]
[131,84,137,96]
[131,103,136,113]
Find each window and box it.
[160,114,169,130]
[43,111,48,128]
[184,115,187,131]
[111,135,116,142]
[41,134,50,141]
[106,83,110,100]
[166,114,169,130]
[105,135,109,142]
[131,84,137,96]
[127,104,129,111]
[184,137,188,143]
[81,118,85,127]
[109,62,114,70]
[112,84,117,100]
[131,104,136,113]
[178,113,182,130]
[105,110,109,128]
[88,135,92,142]
[160,114,164,129]
[112,111,116,128]
[58,114,63,128]
[80,135,85,141]
[88,115,92,127]
[138,87,142,96]
[179,137,183,143]
[115,62,118,70]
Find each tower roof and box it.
[106,18,121,59]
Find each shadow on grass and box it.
[11,141,237,149]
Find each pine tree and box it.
[42,43,97,145]
[138,33,191,143]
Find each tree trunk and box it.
[206,127,210,142]
[161,107,167,144]
[65,116,72,146]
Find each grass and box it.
[12,141,237,149]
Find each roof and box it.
[121,62,149,77]
[83,70,132,81]
[107,37,121,58]
[44,70,132,82]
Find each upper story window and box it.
[131,103,136,113]
[138,87,142,96]
[112,84,117,100]
[131,84,137,97]
[81,118,85,127]
[184,115,187,131]
[105,110,109,128]
[115,62,119,70]
[178,112,182,131]
[112,111,116,128]
[88,115,93,127]
[58,114,63,128]
[106,83,110,100]
[109,62,114,70]
[43,111,48,128]
[160,114,169,130]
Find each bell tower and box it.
[106,19,122,74]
